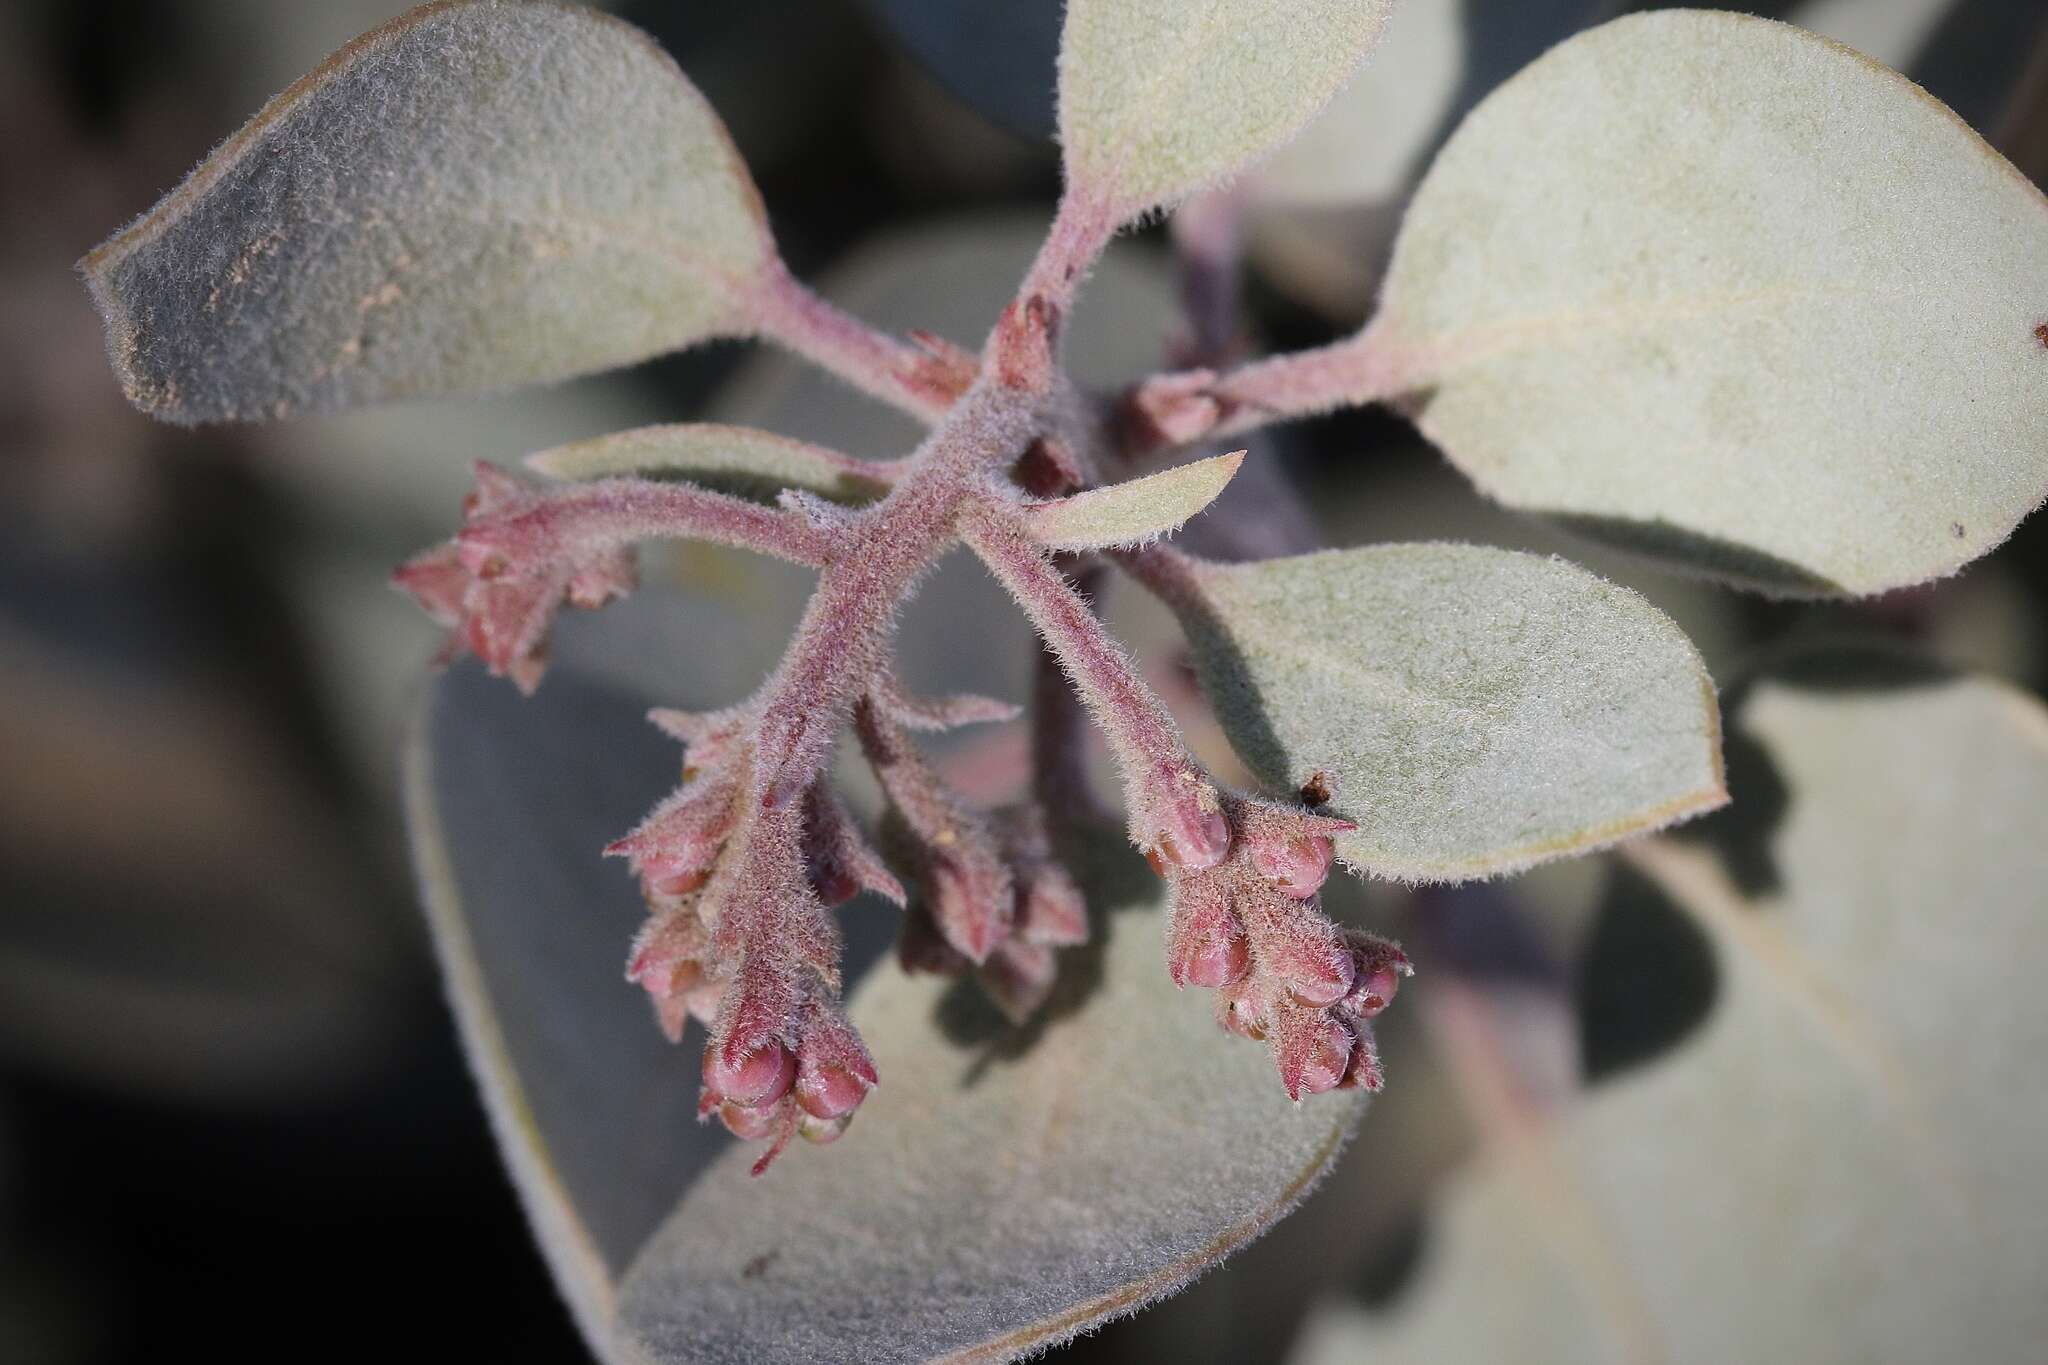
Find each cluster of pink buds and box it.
[1151,786,1410,1098]
[609,703,901,1173]
[856,698,1090,1022]
[393,461,638,694]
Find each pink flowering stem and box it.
[1121,319,1423,457]
[749,261,962,425]
[473,477,837,568]
[962,509,1228,868]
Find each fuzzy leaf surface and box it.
[82,0,773,423]
[1295,649,2048,1364]
[1169,544,1725,881]
[527,423,892,506]
[1376,11,2048,595]
[1057,0,1393,217]
[407,606,1364,1364]
[1026,451,1244,552]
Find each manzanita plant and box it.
[77,0,2048,1358]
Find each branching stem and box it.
[750,260,959,425]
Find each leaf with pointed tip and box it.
[82,0,775,424]
[407,610,1365,1363]
[1026,451,1244,553]
[1374,11,2048,596]
[1164,543,1725,882]
[1057,0,1394,219]
[1295,649,2048,1365]
[527,423,894,506]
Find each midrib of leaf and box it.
[1425,985,1667,1365]
[1388,282,1855,389]
[1203,604,1502,728]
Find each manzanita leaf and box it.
[527,423,895,506]
[1165,543,1725,881]
[1294,649,2048,1365]
[1025,450,1244,553]
[407,609,1365,1363]
[1374,10,2048,596]
[82,0,775,424]
[1056,0,1395,219]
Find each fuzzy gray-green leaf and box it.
[1168,543,1725,881]
[1297,649,2048,1364]
[1377,11,2048,595]
[82,0,774,424]
[527,423,894,506]
[1058,0,1394,217]
[1026,450,1244,552]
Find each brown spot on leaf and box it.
[2034,322,2048,349]
[740,1250,779,1280]
[1299,771,1334,807]
[1952,522,1967,539]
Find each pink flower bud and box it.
[1216,982,1270,1041]
[794,1064,869,1121]
[1271,936,1355,1007]
[1152,798,1232,872]
[703,1039,796,1107]
[1295,1019,1357,1097]
[1014,863,1090,948]
[1338,1032,1386,1092]
[798,1112,853,1146]
[1180,931,1250,988]
[1249,832,1335,899]
[716,1097,783,1141]
[927,858,1013,965]
[1339,935,1412,1019]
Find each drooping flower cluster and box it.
[1147,786,1409,1097]
[396,397,1410,1174]
[394,462,638,693]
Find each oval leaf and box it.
[1167,543,1725,881]
[1026,450,1245,552]
[1297,650,2048,1364]
[1375,11,2048,596]
[1058,0,1394,218]
[528,423,894,506]
[82,0,774,424]
[407,608,1365,1363]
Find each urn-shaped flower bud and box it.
[393,461,640,693]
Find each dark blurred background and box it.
[3,1,2045,1361]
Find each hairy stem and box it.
[963,511,1221,861]
[751,260,956,425]
[741,380,1041,808]
[1031,559,1110,822]
[501,477,838,567]
[1121,319,1420,458]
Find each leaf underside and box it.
[406,605,1365,1365]
[82,0,772,424]
[1380,11,2048,595]
[1299,647,2048,1364]
[1172,543,1725,881]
